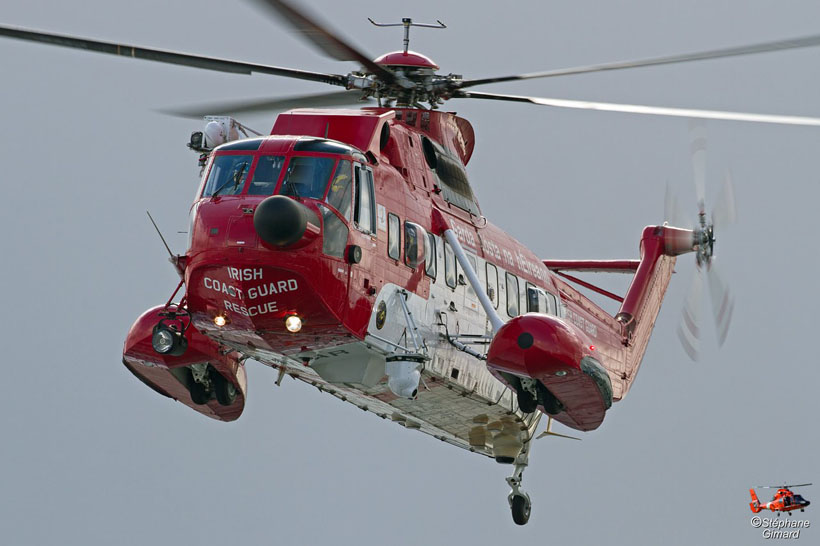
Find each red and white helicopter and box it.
[5,0,820,525]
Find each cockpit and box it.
[201,137,363,200]
[198,136,373,258]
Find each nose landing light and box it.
[285,315,302,333]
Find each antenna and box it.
[146,210,174,259]
[367,17,446,54]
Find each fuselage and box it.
[124,106,679,459]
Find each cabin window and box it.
[279,156,335,199]
[202,154,252,197]
[444,242,457,289]
[526,283,549,313]
[404,222,427,268]
[506,273,520,317]
[425,233,437,279]
[464,253,477,297]
[354,165,376,233]
[325,159,352,220]
[526,283,538,312]
[486,263,499,308]
[388,213,400,260]
[546,292,559,316]
[247,155,285,195]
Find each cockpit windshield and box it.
[279,156,335,199]
[248,155,286,195]
[202,154,252,197]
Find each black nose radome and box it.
[254,195,316,247]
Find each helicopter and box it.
[4,0,820,527]
[750,484,812,516]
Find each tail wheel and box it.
[211,367,238,406]
[511,494,531,525]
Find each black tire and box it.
[517,389,537,413]
[537,382,564,415]
[511,494,531,525]
[211,368,238,406]
[189,377,211,405]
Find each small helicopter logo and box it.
[749,483,811,516]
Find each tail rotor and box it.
[669,122,737,360]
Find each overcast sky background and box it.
[1,1,819,544]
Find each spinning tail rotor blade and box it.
[161,90,371,118]
[453,91,820,127]
[690,120,708,211]
[249,0,396,83]
[707,261,734,346]
[712,170,738,232]
[664,181,691,229]
[677,269,704,361]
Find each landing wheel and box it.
[189,379,210,405]
[211,368,237,406]
[186,368,211,405]
[517,390,537,414]
[537,383,564,415]
[511,494,531,525]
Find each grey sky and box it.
[1,1,818,544]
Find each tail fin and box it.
[749,489,762,513]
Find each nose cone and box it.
[253,195,318,247]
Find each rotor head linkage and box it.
[367,17,446,54]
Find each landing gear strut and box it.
[507,464,532,525]
[505,434,534,525]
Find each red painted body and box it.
[122,305,246,421]
[373,50,439,70]
[487,314,606,430]
[122,106,692,430]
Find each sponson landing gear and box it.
[507,464,532,525]
[504,436,534,525]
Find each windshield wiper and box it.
[282,176,301,199]
[211,162,248,198]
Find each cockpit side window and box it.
[279,156,335,199]
[247,155,285,195]
[353,164,376,234]
[326,159,352,221]
[202,154,253,197]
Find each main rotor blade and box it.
[677,269,704,361]
[707,261,734,346]
[454,91,820,127]
[0,24,348,87]
[162,90,371,119]
[460,33,820,88]
[249,0,395,83]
